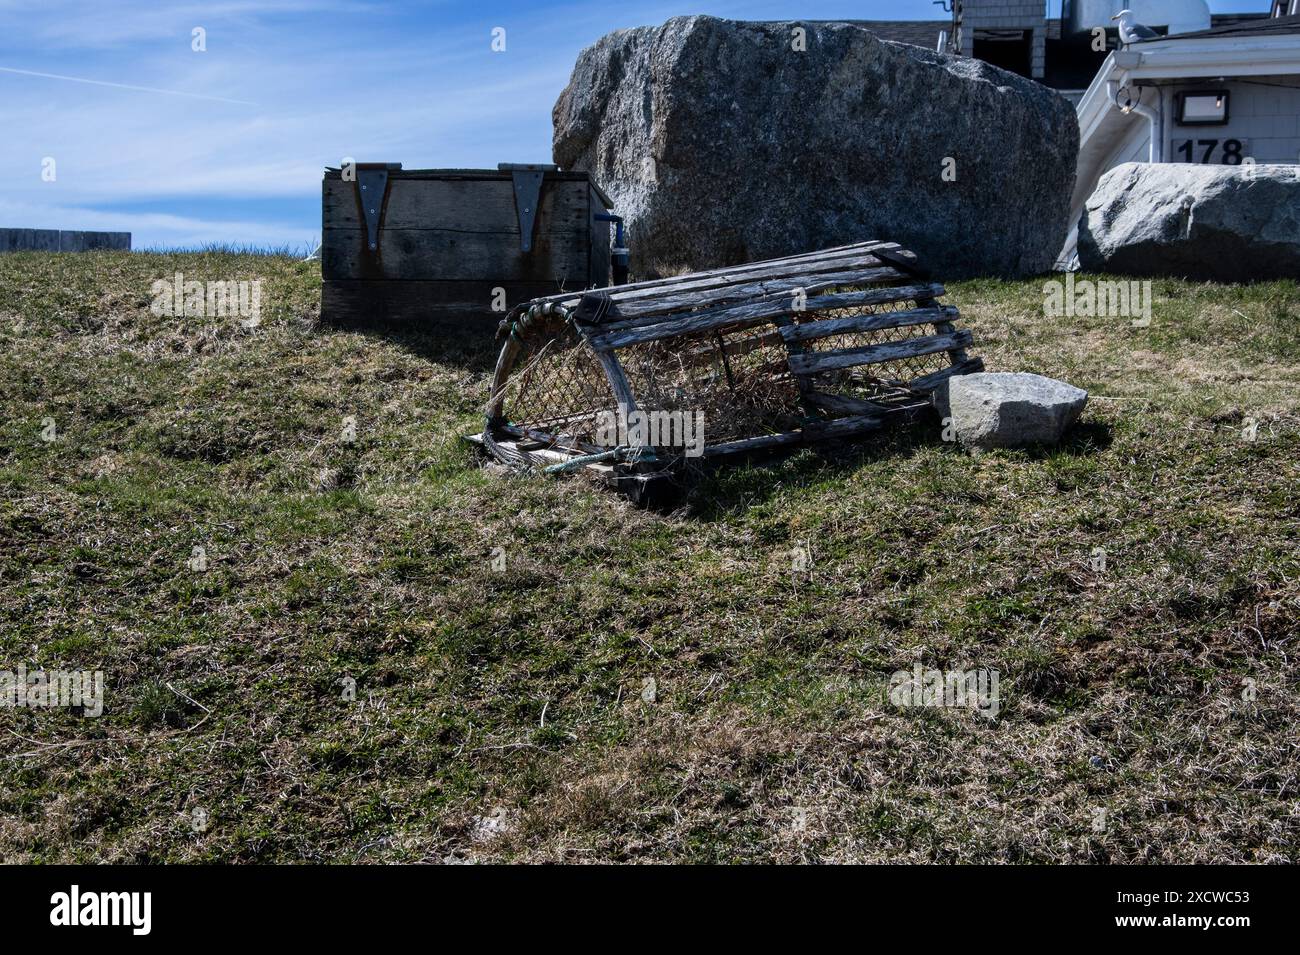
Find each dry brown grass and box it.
[0,253,1297,863]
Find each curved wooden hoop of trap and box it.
[475,239,983,482]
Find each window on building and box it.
[1176,91,1229,126]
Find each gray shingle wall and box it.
[964,0,1047,28]
[966,8,1043,17]
[0,229,130,252]
[1159,77,1300,165]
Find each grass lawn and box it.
[1,250,1297,862]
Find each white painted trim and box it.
[1078,35,1300,120]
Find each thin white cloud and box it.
[0,66,258,105]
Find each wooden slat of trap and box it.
[802,391,892,415]
[580,248,898,308]
[580,258,912,320]
[586,282,945,350]
[527,247,921,322]
[786,329,974,376]
[906,356,985,392]
[702,412,886,458]
[778,304,958,344]
[523,239,897,308]
[577,265,911,327]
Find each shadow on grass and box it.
[319,314,499,373]
[671,420,941,519]
[666,415,1113,519]
[1017,419,1114,460]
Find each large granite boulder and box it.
[552,16,1078,279]
[1078,162,1300,281]
[935,373,1088,450]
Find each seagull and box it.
[1112,10,1160,46]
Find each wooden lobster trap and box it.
[470,240,983,496]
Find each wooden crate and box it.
[321,163,613,327]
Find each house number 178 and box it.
[1174,138,1244,164]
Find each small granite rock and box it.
[935,372,1088,450]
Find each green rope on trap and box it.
[542,445,658,475]
[504,301,573,342]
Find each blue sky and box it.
[0,0,1268,249]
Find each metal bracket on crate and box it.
[352,163,401,254]
[499,163,557,253]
